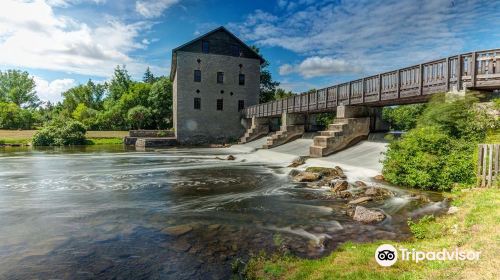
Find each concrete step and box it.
[320,130,343,137]
[313,136,333,146]
[309,145,325,157]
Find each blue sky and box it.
[0,0,499,103]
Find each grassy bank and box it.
[0,130,127,145]
[245,188,500,280]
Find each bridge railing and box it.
[242,49,500,118]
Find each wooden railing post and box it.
[471,52,477,88]
[361,78,365,103]
[378,74,382,101]
[347,82,351,105]
[396,70,401,99]
[457,54,462,90]
[419,64,424,95]
[445,57,450,91]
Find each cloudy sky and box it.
[0,0,499,103]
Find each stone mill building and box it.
[170,26,264,144]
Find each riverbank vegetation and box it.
[244,188,499,279]
[383,93,499,191]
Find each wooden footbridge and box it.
[243,49,500,118]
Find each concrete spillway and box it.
[232,133,388,173]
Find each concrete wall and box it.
[173,51,260,144]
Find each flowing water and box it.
[0,145,445,279]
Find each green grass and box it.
[244,188,500,280]
[485,129,500,144]
[0,130,127,145]
[85,138,124,145]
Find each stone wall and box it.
[173,51,260,144]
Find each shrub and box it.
[32,120,87,146]
[315,113,335,128]
[127,105,151,129]
[383,126,475,190]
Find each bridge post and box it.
[471,51,477,88]
[397,69,401,99]
[378,74,382,101]
[445,57,450,91]
[419,64,424,95]
[457,54,462,90]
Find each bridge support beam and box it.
[336,105,369,119]
[368,107,390,132]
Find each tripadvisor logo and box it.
[375,244,481,267]
[375,244,397,267]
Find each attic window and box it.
[202,40,209,53]
[230,45,240,57]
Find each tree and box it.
[148,77,173,129]
[108,65,132,100]
[143,67,157,84]
[382,104,426,131]
[251,46,280,103]
[127,105,151,129]
[0,70,39,108]
[274,88,294,99]
[62,80,105,112]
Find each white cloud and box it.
[279,56,362,78]
[34,76,76,103]
[47,0,106,7]
[236,0,500,77]
[135,0,179,18]
[0,0,158,78]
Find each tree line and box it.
[0,48,288,131]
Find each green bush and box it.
[382,103,426,131]
[383,126,475,190]
[32,120,87,146]
[382,93,495,191]
[316,113,335,128]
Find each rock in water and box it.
[162,225,193,236]
[354,181,367,187]
[334,166,347,179]
[288,156,308,167]
[348,196,373,204]
[331,180,348,192]
[353,206,385,223]
[364,187,394,198]
[373,174,384,181]
[293,171,321,182]
[227,155,236,160]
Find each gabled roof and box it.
[170,26,265,80]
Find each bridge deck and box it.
[243,49,500,118]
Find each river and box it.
[0,144,444,279]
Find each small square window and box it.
[217,72,224,84]
[194,97,201,110]
[216,99,223,111]
[194,70,201,82]
[230,45,240,56]
[202,40,209,53]
[238,100,245,111]
[239,74,245,85]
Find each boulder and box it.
[335,166,347,179]
[226,155,236,160]
[293,171,321,182]
[353,206,385,223]
[373,174,384,181]
[354,181,367,188]
[162,225,193,237]
[339,190,352,198]
[288,169,301,177]
[305,167,338,177]
[348,196,373,204]
[288,156,308,167]
[364,187,394,198]
[331,180,348,192]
